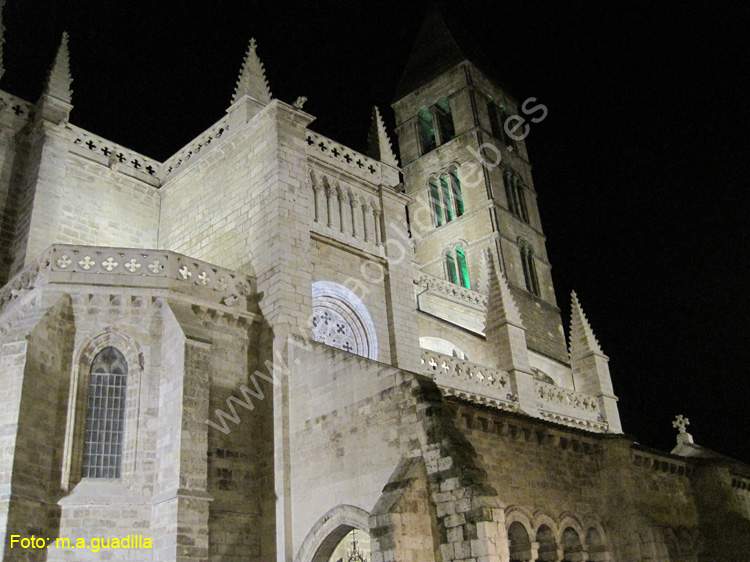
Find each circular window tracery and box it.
[311,281,377,360]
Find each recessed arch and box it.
[295,505,370,562]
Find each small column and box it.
[340,189,352,236]
[312,181,323,223]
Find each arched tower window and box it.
[445,251,458,285]
[417,97,456,155]
[428,167,464,227]
[487,96,516,149]
[450,169,464,217]
[418,107,437,154]
[429,178,444,226]
[504,170,529,223]
[434,97,455,144]
[445,244,470,289]
[82,346,128,479]
[520,242,540,297]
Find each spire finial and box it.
[43,32,73,104]
[484,248,524,330]
[568,291,605,361]
[673,414,694,445]
[367,106,399,167]
[0,0,6,83]
[231,38,272,106]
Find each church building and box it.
[0,5,748,561]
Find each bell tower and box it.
[392,6,568,363]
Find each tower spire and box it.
[484,249,524,331]
[568,291,622,433]
[231,38,272,106]
[569,291,604,360]
[367,106,399,167]
[37,32,73,123]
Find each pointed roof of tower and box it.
[41,32,73,104]
[484,249,525,330]
[568,291,606,361]
[232,38,272,105]
[394,5,502,102]
[367,106,399,167]
[0,0,6,83]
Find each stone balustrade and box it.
[163,115,231,179]
[414,272,488,309]
[0,245,254,317]
[69,125,162,182]
[534,381,599,414]
[420,349,518,410]
[306,131,384,185]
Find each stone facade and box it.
[0,6,748,562]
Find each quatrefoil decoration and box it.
[197,271,210,285]
[79,256,95,270]
[178,265,192,279]
[56,255,72,269]
[101,257,119,271]
[148,259,163,273]
[124,259,141,273]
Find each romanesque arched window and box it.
[536,524,558,561]
[561,527,582,561]
[507,521,532,562]
[445,244,470,289]
[82,346,128,478]
[519,241,540,297]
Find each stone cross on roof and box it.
[673,414,694,445]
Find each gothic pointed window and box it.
[82,347,128,478]
[520,243,540,297]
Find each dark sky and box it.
[3,1,748,463]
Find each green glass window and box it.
[435,97,455,143]
[429,179,443,226]
[450,170,464,217]
[456,246,470,289]
[418,107,436,154]
[446,252,458,285]
[440,174,454,222]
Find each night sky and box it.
[3,2,748,463]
